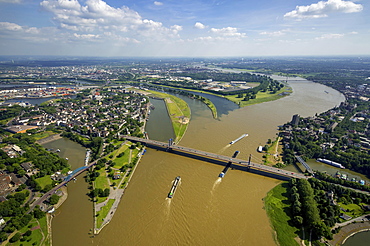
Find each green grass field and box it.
[35,176,53,189]
[32,131,56,140]
[38,216,50,246]
[338,203,368,218]
[201,97,217,118]
[226,86,292,107]
[95,170,109,189]
[94,169,111,203]
[6,216,49,246]
[109,142,129,159]
[112,150,130,168]
[264,137,283,166]
[264,182,300,246]
[96,199,115,229]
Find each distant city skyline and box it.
[0,0,368,57]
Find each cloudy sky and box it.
[0,0,368,57]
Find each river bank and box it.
[36,133,62,145]
[264,182,299,246]
[93,146,146,235]
[331,221,370,245]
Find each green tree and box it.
[0,232,8,242]
[9,232,21,243]
[49,194,60,205]
[293,216,303,226]
[33,207,45,219]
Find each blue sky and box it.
[0,0,368,56]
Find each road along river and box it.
[51,77,345,245]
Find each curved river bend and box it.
[51,77,345,245]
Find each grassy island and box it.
[146,90,191,143]
[201,96,217,118]
[144,85,218,119]
[226,85,291,107]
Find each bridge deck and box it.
[126,136,307,180]
[295,155,313,174]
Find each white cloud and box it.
[0,0,22,3]
[260,30,285,37]
[210,27,246,38]
[154,1,163,6]
[40,0,179,41]
[190,36,214,42]
[0,22,60,42]
[171,25,182,34]
[284,0,363,19]
[194,22,206,29]
[315,33,344,40]
[0,22,23,31]
[73,33,100,40]
[188,26,246,43]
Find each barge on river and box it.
[229,134,248,145]
[168,176,181,198]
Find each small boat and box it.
[168,176,181,198]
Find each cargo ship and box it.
[219,151,240,178]
[317,158,345,169]
[168,176,181,198]
[229,134,248,145]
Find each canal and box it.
[50,77,346,245]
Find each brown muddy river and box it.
[50,77,345,245]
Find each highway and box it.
[125,136,307,180]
